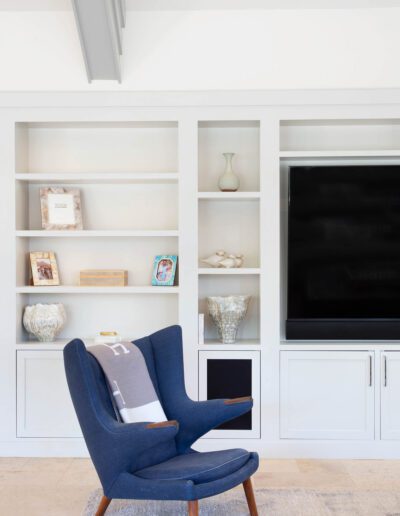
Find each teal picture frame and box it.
[151,255,178,286]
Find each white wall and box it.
[0,8,399,90]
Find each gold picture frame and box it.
[40,187,82,230]
[30,252,60,286]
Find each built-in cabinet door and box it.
[381,352,400,440]
[17,350,81,438]
[280,351,374,440]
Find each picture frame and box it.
[30,251,60,286]
[40,187,82,230]
[151,255,178,286]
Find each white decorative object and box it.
[207,295,250,344]
[218,153,240,192]
[198,313,204,345]
[234,254,244,268]
[219,254,237,268]
[23,303,66,342]
[201,250,226,268]
[201,250,244,268]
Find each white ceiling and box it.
[1,0,400,10]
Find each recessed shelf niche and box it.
[198,121,260,192]
[198,199,260,268]
[16,236,178,287]
[280,119,400,153]
[198,275,260,343]
[16,183,178,231]
[16,122,178,174]
[17,293,178,343]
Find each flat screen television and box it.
[287,165,400,340]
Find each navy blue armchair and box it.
[64,325,259,516]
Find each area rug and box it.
[84,487,400,515]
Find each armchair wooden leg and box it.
[188,499,199,516]
[243,477,258,516]
[95,495,112,516]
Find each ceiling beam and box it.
[72,0,125,82]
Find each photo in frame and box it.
[151,255,178,286]
[40,187,82,230]
[30,251,60,286]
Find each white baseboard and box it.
[2,437,400,459]
[0,438,89,457]
[195,438,400,459]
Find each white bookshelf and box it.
[4,93,400,457]
[197,122,261,347]
[14,120,180,349]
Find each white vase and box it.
[23,303,66,342]
[218,153,240,192]
[207,295,250,344]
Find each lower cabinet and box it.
[381,352,400,440]
[17,350,81,438]
[199,350,260,438]
[280,351,375,440]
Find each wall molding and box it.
[1,89,400,108]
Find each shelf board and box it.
[16,338,98,350]
[15,173,179,184]
[16,286,179,294]
[198,267,260,275]
[197,192,260,200]
[280,150,400,159]
[16,339,81,351]
[199,339,260,350]
[15,230,179,238]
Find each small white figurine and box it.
[219,254,237,268]
[201,250,226,268]
[234,254,244,268]
[202,250,245,268]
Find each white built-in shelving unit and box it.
[197,121,261,353]
[14,122,180,349]
[3,92,400,457]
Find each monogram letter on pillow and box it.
[88,342,167,423]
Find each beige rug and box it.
[84,487,400,515]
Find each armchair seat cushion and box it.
[135,449,250,484]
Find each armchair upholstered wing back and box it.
[64,325,259,516]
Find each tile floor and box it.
[1,458,400,515]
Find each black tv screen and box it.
[287,165,400,340]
